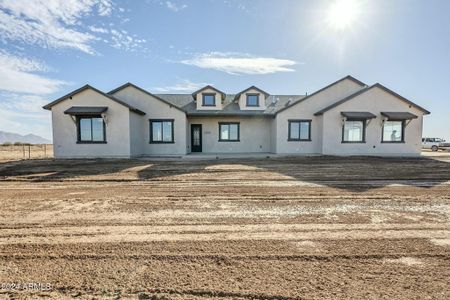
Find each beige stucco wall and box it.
[275,78,365,154]
[321,87,424,156]
[270,118,277,153]
[194,88,223,110]
[111,86,187,155]
[51,89,131,158]
[187,117,273,153]
[50,79,426,158]
[237,88,267,110]
[129,112,144,157]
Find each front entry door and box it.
[191,124,202,152]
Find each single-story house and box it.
[43,75,430,158]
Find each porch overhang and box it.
[64,106,108,115]
[381,112,418,120]
[340,111,377,120]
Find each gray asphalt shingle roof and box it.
[154,93,306,116]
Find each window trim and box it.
[246,93,260,107]
[202,93,216,107]
[218,122,240,142]
[341,119,366,144]
[381,120,405,143]
[76,115,107,144]
[149,119,175,144]
[287,119,312,142]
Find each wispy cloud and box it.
[165,1,187,12]
[180,52,297,75]
[109,29,148,52]
[153,79,208,92]
[0,50,63,139]
[0,90,53,139]
[0,50,66,94]
[0,0,148,54]
[0,104,51,139]
[89,26,109,34]
[0,0,115,54]
[1,93,49,113]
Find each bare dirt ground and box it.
[0,155,449,299]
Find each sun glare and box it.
[326,0,362,31]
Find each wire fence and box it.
[0,144,53,161]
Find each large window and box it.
[77,116,106,143]
[288,120,311,141]
[342,120,365,143]
[246,94,259,107]
[219,122,240,142]
[382,121,404,142]
[150,119,174,143]
[202,94,216,106]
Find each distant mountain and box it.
[0,131,51,144]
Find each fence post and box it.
[28,144,31,159]
[22,144,25,159]
[44,144,47,158]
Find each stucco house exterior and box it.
[43,75,430,158]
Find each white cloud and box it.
[180,52,297,75]
[0,92,52,139]
[165,1,187,12]
[1,93,48,113]
[97,0,113,16]
[0,0,147,54]
[89,26,109,34]
[0,105,51,139]
[110,29,147,52]
[153,79,208,92]
[0,0,115,54]
[0,51,66,94]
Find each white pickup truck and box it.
[422,137,450,151]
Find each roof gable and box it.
[275,75,367,115]
[43,85,145,115]
[108,82,186,113]
[191,85,226,100]
[314,83,430,115]
[234,86,270,101]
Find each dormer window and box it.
[202,93,216,106]
[246,94,259,107]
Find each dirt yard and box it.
[0,155,449,299]
[0,144,53,162]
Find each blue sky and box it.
[0,0,449,141]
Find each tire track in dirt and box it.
[0,157,449,299]
[1,253,449,262]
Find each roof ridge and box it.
[107,82,187,113]
[43,84,145,115]
[314,83,430,115]
[275,75,367,115]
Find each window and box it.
[202,94,216,106]
[77,116,106,143]
[219,122,239,142]
[382,121,404,143]
[150,119,174,143]
[246,94,259,107]
[342,120,365,143]
[288,120,311,141]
